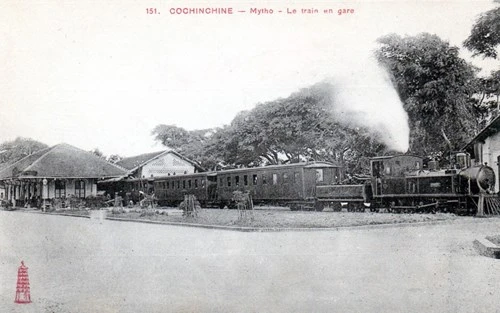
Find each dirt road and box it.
[0,211,499,312]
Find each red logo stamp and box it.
[14,261,31,304]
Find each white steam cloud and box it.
[326,55,409,152]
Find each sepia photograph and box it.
[1,0,500,312]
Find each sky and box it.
[1,0,499,157]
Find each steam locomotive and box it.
[316,153,496,215]
[153,153,496,215]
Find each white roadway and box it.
[0,211,500,313]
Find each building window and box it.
[195,179,198,188]
[183,180,186,189]
[177,181,180,189]
[235,176,240,187]
[167,181,170,189]
[75,180,86,198]
[272,173,278,185]
[55,180,66,198]
[262,174,268,185]
[227,177,231,187]
[253,174,258,185]
[188,180,192,189]
[244,175,248,186]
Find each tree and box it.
[202,82,387,173]
[376,33,479,156]
[151,124,216,169]
[89,148,105,159]
[152,83,389,173]
[464,4,500,59]
[107,154,123,164]
[0,137,49,166]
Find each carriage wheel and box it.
[314,202,324,212]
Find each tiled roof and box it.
[0,143,127,179]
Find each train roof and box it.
[215,161,340,175]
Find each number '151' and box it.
[146,8,159,14]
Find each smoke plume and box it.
[326,55,409,152]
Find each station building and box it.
[0,143,127,208]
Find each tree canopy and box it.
[0,137,49,166]
[376,33,479,156]
[152,83,387,174]
[464,5,500,59]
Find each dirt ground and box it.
[53,207,459,228]
[1,211,500,313]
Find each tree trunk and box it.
[441,128,453,150]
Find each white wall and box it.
[483,132,500,192]
[141,153,195,178]
[45,179,97,199]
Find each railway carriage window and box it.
[283,173,289,184]
[188,180,192,189]
[272,173,278,185]
[385,167,391,175]
[219,178,223,186]
[177,181,180,189]
[183,180,186,189]
[167,181,170,189]
[315,169,324,182]
[235,176,240,187]
[243,175,248,186]
[253,174,258,185]
[194,179,198,188]
[227,177,231,187]
[201,179,205,188]
[262,174,268,185]
[415,162,420,169]
[294,172,300,183]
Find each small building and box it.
[99,150,204,203]
[116,150,203,179]
[0,143,127,208]
[464,115,500,192]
